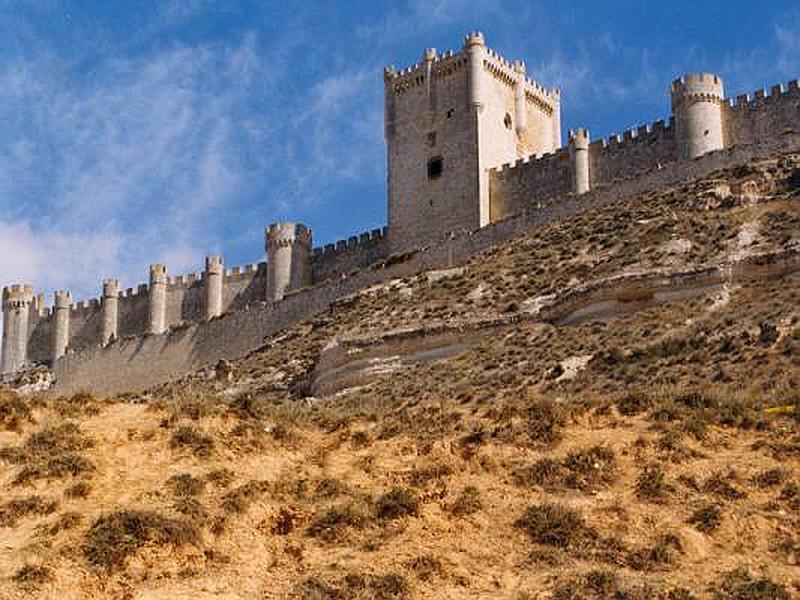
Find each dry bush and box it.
[626,533,682,571]
[206,467,235,488]
[0,495,58,526]
[64,481,92,499]
[406,554,442,582]
[552,570,623,600]
[0,421,95,485]
[170,425,214,458]
[12,564,52,587]
[0,390,32,431]
[39,511,82,536]
[375,487,419,520]
[221,480,269,514]
[52,391,101,418]
[514,503,593,549]
[83,509,199,572]
[635,463,673,503]
[296,572,408,600]
[752,467,790,489]
[702,471,746,501]
[687,504,723,533]
[517,445,616,492]
[710,568,789,599]
[617,391,652,416]
[307,503,368,543]
[448,486,482,516]
[167,473,205,497]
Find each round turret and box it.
[671,73,725,159]
[265,222,312,303]
[101,279,120,345]
[569,129,591,195]
[1,284,34,375]
[205,255,224,320]
[148,264,168,334]
[51,290,72,364]
[463,31,486,111]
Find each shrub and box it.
[40,511,82,536]
[406,554,442,582]
[626,533,681,570]
[710,568,789,599]
[206,467,235,488]
[83,510,199,572]
[553,570,622,600]
[307,504,367,542]
[514,503,591,548]
[448,486,482,516]
[635,463,673,503]
[688,504,722,533]
[12,564,51,587]
[297,573,408,599]
[65,481,92,499]
[702,472,746,500]
[221,480,270,514]
[167,473,205,497]
[561,445,616,491]
[375,488,419,520]
[752,468,789,488]
[523,398,563,445]
[0,391,32,431]
[617,392,651,416]
[170,426,214,458]
[0,495,58,527]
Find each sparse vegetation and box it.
[514,503,593,548]
[170,425,214,457]
[83,510,200,572]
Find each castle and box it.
[2,32,799,393]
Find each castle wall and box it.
[725,81,800,147]
[50,132,800,396]
[311,228,389,282]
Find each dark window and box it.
[446,108,455,119]
[504,113,512,129]
[427,156,444,179]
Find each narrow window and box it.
[446,108,455,119]
[427,156,444,179]
[504,113,512,130]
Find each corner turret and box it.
[671,73,725,159]
[1,284,34,375]
[569,128,591,195]
[266,222,312,302]
[205,255,224,320]
[101,279,119,345]
[148,264,168,334]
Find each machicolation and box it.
[2,31,799,395]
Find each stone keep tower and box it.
[384,31,561,252]
[671,73,725,160]
[265,222,312,302]
[1,285,34,375]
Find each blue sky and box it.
[0,0,798,305]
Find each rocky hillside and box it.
[0,154,799,599]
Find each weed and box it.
[375,487,419,520]
[449,486,482,516]
[553,570,621,600]
[83,509,199,572]
[703,472,746,500]
[307,504,367,542]
[272,508,297,535]
[40,511,82,536]
[514,503,592,548]
[167,473,205,497]
[635,463,673,502]
[65,481,92,499]
[206,467,235,488]
[170,425,214,458]
[710,568,789,599]
[406,554,442,582]
[752,468,789,488]
[0,495,58,527]
[221,480,270,514]
[297,573,408,600]
[0,390,32,431]
[688,504,723,533]
[626,533,681,570]
[12,564,51,587]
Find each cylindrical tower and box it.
[464,31,485,111]
[570,128,591,195]
[205,255,224,320]
[148,264,168,335]
[265,222,313,303]
[1,284,33,375]
[383,65,397,139]
[101,279,119,345]
[671,73,725,160]
[513,60,528,138]
[51,289,71,365]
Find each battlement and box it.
[149,264,168,284]
[671,73,724,109]
[312,227,387,258]
[729,79,800,109]
[2,284,34,311]
[266,222,313,249]
[54,290,72,309]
